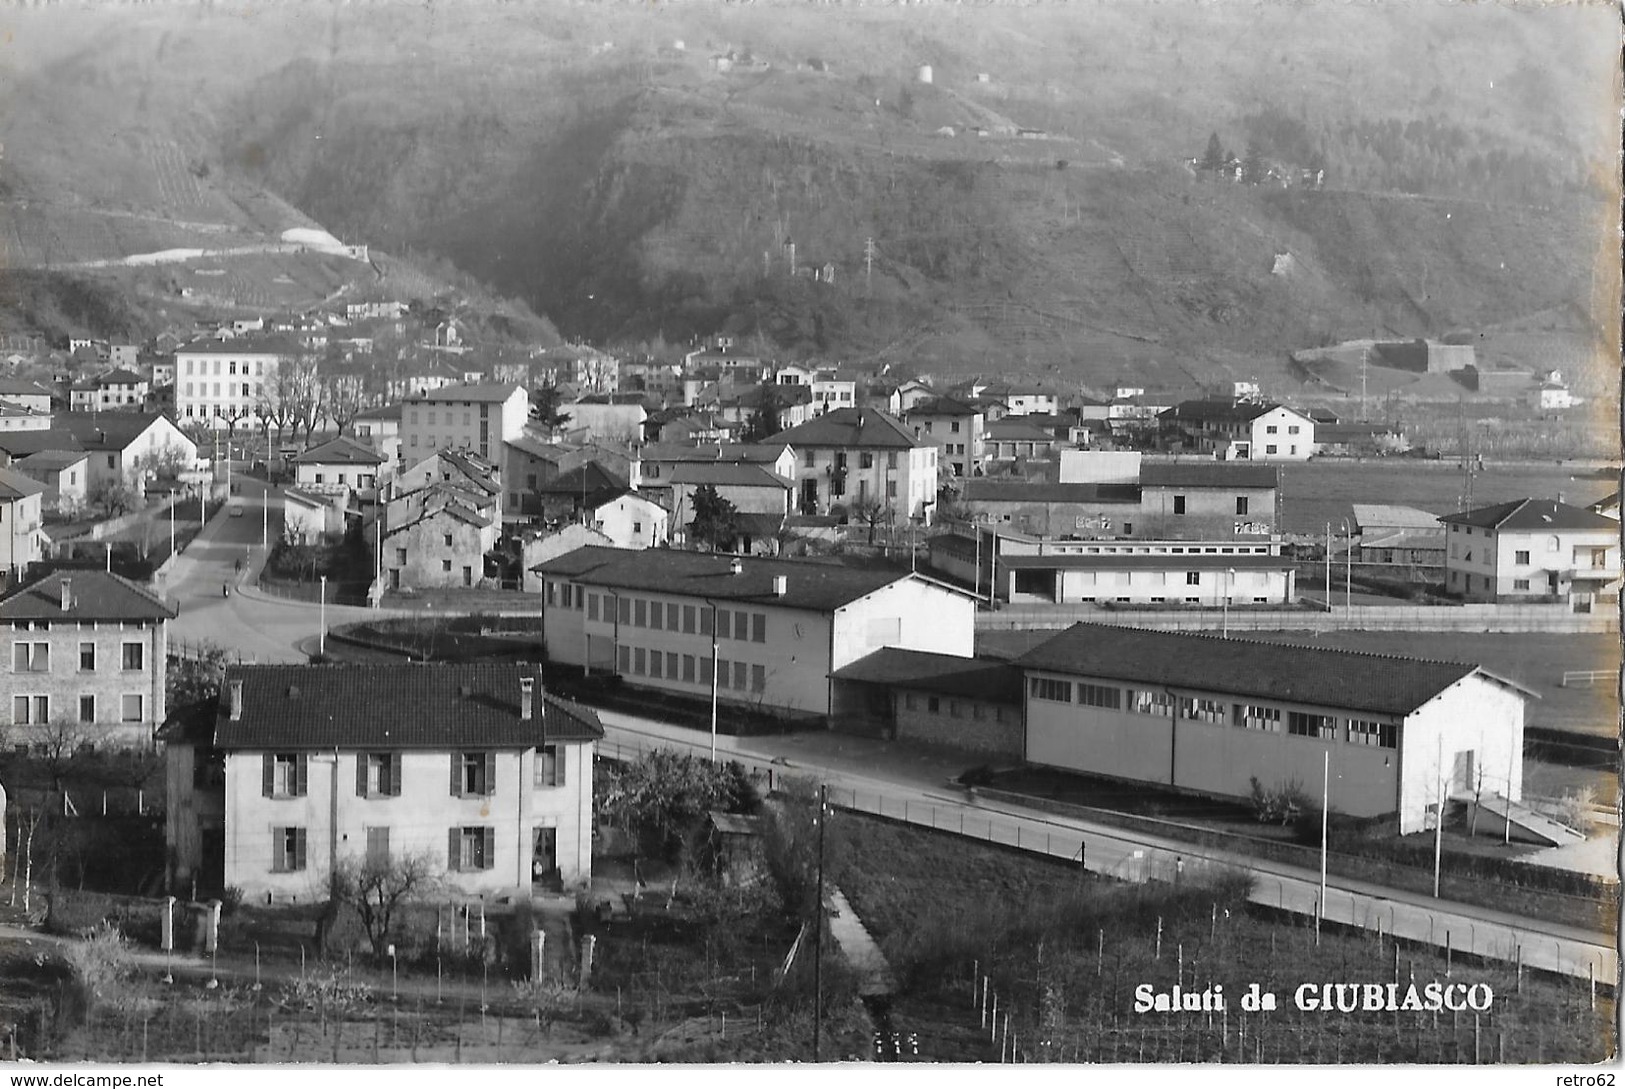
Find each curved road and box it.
[159,497,1618,983]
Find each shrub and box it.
[1249,776,1308,825]
[61,922,135,1007]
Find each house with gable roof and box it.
[768,407,937,523]
[1158,400,1317,461]
[160,662,601,900]
[0,569,176,747]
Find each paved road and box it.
[592,710,1617,985]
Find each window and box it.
[1287,711,1336,739]
[1347,718,1396,749]
[1265,425,1278,434]
[635,600,647,628]
[121,642,144,671]
[887,481,898,498]
[1030,677,1072,702]
[454,751,495,796]
[11,695,46,724]
[1173,495,1186,515]
[732,661,748,691]
[618,597,631,625]
[1265,445,1277,455]
[1236,497,1249,516]
[358,753,402,797]
[536,745,565,788]
[950,421,961,434]
[1514,550,1530,565]
[1178,697,1225,724]
[804,451,816,468]
[442,560,453,574]
[751,664,766,693]
[682,655,696,682]
[649,650,663,678]
[12,642,47,672]
[1132,689,1175,716]
[751,613,766,643]
[887,452,898,470]
[395,548,407,566]
[700,656,714,684]
[78,695,94,723]
[1185,572,1201,586]
[1513,579,1530,591]
[650,601,664,631]
[273,827,308,873]
[366,827,390,869]
[633,521,643,534]
[1234,704,1282,732]
[79,642,95,671]
[949,700,962,719]
[683,605,697,633]
[667,603,680,630]
[667,651,679,678]
[1287,425,1300,435]
[1590,547,1609,568]
[734,611,751,641]
[264,753,308,797]
[618,645,631,672]
[588,594,600,622]
[634,647,646,675]
[714,609,730,640]
[449,826,495,871]
[1076,683,1122,710]
[860,452,874,470]
[121,694,142,722]
[928,696,940,713]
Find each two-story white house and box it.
[294,435,385,503]
[769,408,937,523]
[0,469,45,582]
[168,662,601,901]
[0,570,175,747]
[1158,401,1317,461]
[535,546,974,718]
[1439,499,1621,606]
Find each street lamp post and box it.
[319,575,328,658]
[1339,518,1353,615]
[1223,567,1234,638]
[813,783,828,1062]
[1323,522,1331,610]
[169,498,175,558]
[708,601,720,762]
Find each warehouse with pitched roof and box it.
[1014,624,1534,833]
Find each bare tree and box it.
[850,496,893,545]
[322,372,370,436]
[328,851,442,957]
[273,356,323,448]
[18,716,114,795]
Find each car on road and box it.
[229,504,244,518]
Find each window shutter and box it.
[262,754,274,798]
[448,827,461,871]
[295,754,308,797]
[482,827,495,870]
[390,753,403,797]
[295,829,307,872]
[450,753,461,797]
[483,752,496,796]
[271,828,284,872]
[356,753,368,797]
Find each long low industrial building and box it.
[1013,624,1533,834]
[534,546,975,717]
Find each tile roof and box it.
[97,368,146,386]
[211,663,602,750]
[295,435,385,466]
[407,382,525,404]
[1139,462,1280,489]
[985,419,1056,442]
[907,397,981,417]
[768,407,923,450]
[1014,623,1535,717]
[0,379,52,397]
[535,545,922,611]
[1438,498,1618,533]
[353,403,403,422]
[55,413,183,451]
[0,466,47,501]
[668,462,793,489]
[639,442,791,465]
[0,569,175,621]
[535,461,629,498]
[960,480,1139,504]
[997,553,1289,572]
[14,449,88,471]
[831,647,1024,704]
[1159,400,1298,424]
[175,335,303,356]
[1350,504,1441,531]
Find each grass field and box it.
[830,813,1615,1064]
[1278,460,1614,537]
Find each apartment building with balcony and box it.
[1439,499,1621,607]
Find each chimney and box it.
[228,679,244,721]
[772,574,787,597]
[520,676,535,721]
[729,557,743,576]
[59,578,71,611]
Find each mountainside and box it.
[2,1,1617,389]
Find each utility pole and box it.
[1317,750,1329,944]
[813,783,827,1062]
[709,602,720,762]
[1324,523,1331,609]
